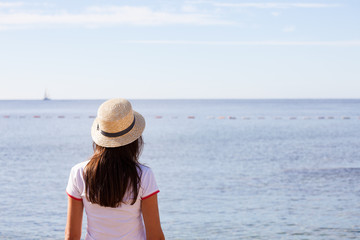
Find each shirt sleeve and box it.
[141,167,160,200]
[66,166,82,201]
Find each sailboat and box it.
[43,89,50,101]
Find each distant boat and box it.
[43,90,50,101]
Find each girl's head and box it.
[84,98,145,208]
[91,98,145,148]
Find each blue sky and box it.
[0,0,359,99]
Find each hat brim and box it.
[91,111,145,148]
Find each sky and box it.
[0,0,359,99]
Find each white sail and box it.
[43,89,50,100]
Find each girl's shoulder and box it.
[138,164,158,182]
[139,163,150,171]
[139,164,155,176]
[70,160,90,173]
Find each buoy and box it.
[89,116,96,118]
[327,116,334,119]
[258,117,265,120]
[289,117,296,120]
[58,116,65,118]
[3,115,10,118]
[218,116,226,119]
[318,116,325,119]
[228,116,236,120]
[155,116,162,119]
[342,116,350,120]
[188,116,195,119]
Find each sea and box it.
[0,99,359,240]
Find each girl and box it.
[65,98,165,240]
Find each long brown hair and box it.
[84,136,143,207]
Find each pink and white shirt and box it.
[66,161,159,240]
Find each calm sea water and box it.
[0,99,359,240]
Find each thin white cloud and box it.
[212,2,341,8]
[0,2,23,7]
[0,6,232,27]
[283,26,296,32]
[123,40,360,46]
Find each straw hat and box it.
[91,98,145,148]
